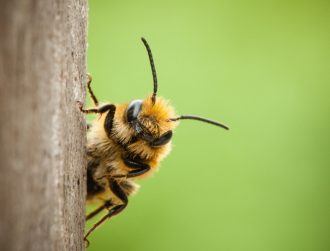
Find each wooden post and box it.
[0,0,87,250]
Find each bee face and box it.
[125,96,178,147]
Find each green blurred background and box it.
[86,0,330,250]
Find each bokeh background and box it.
[86,1,330,250]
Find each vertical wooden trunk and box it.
[0,0,87,250]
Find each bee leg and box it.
[86,74,99,107]
[123,157,150,178]
[77,102,115,114]
[86,200,113,221]
[84,179,128,243]
[104,105,116,137]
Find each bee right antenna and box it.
[169,115,229,130]
[141,37,158,105]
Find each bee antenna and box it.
[169,115,229,130]
[141,37,158,104]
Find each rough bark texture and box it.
[0,0,87,250]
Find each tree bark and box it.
[0,0,87,250]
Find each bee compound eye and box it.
[126,99,143,123]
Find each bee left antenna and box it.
[169,115,229,130]
[141,37,158,104]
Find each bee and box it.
[78,38,229,245]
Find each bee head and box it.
[123,38,229,147]
[125,96,178,147]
